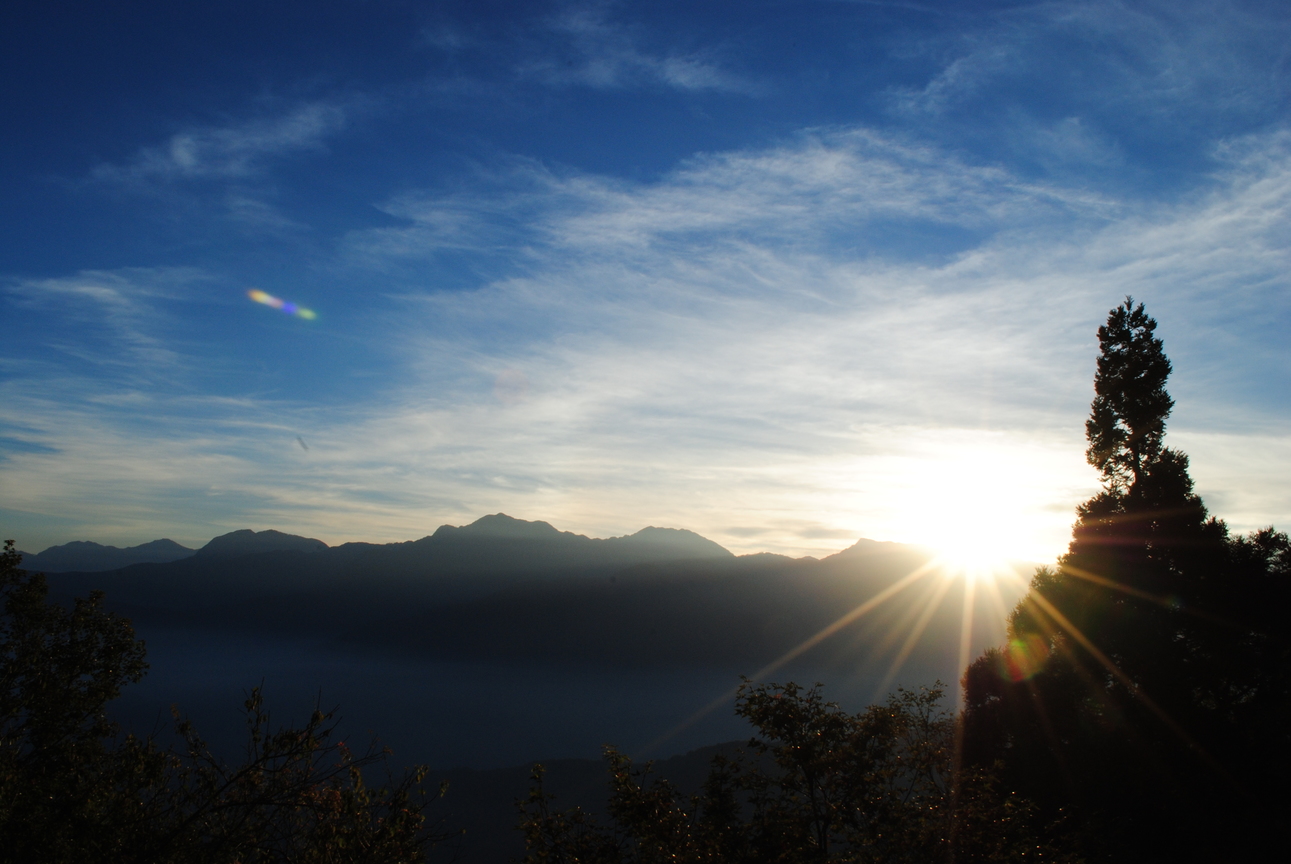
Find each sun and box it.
[931,535,1012,582]
[915,487,1021,577]
[877,436,1059,579]
[914,504,1024,587]
[927,491,1022,577]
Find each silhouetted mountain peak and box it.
[822,537,913,562]
[437,514,570,540]
[197,529,328,558]
[21,538,194,572]
[735,551,802,563]
[611,527,732,559]
[131,539,192,555]
[47,540,107,554]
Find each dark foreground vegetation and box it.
[3,299,1287,862]
[520,680,1065,863]
[0,537,452,863]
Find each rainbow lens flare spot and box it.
[997,633,1050,682]
[248,289,317,320]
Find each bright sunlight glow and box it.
[871,431,1089,571]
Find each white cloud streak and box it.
[92,102,348,185]
[4,269,205,373]
[520,6,752,93]
[889,1,1291,132]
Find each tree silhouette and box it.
[1084,298,1174,491]
[961,299,1291,862]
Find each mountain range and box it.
[18,538,196,572]
[41,513,1028,680]
[24,514,726,571]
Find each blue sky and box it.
[2,0,1289,560]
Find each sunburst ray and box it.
[636,559,938,757]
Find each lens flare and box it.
[997,632,1050,682]
[248,289,316,320]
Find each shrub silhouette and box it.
[519,680,1068,863]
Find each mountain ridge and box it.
[41,514,1025,676]
[196,528,329,559]
[19,538,195,573]
[38,513,749,623]
[25,514,752,572]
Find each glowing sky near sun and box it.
[1,1,1288,559]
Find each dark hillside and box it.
[20,538,194,572]
[196,528,328,558]
[372,539,962,671]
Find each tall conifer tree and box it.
[962,299,1290,863]
[1084,298,1173,492]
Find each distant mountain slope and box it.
[604,525,730,559]
[21,538,194,572]
[197,529,328,558]
[22,527,328,572]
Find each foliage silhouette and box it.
[1084,298,1174,492]
[962,298,1291,861]
[0,539,452,863]
[519,680,1069,863]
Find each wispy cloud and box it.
[5,268,204,373]
[357,129,1121,267]
[82,101,351,233]
[888,0,1291,165]
[92,102,348,186]
[520,6,752,93]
